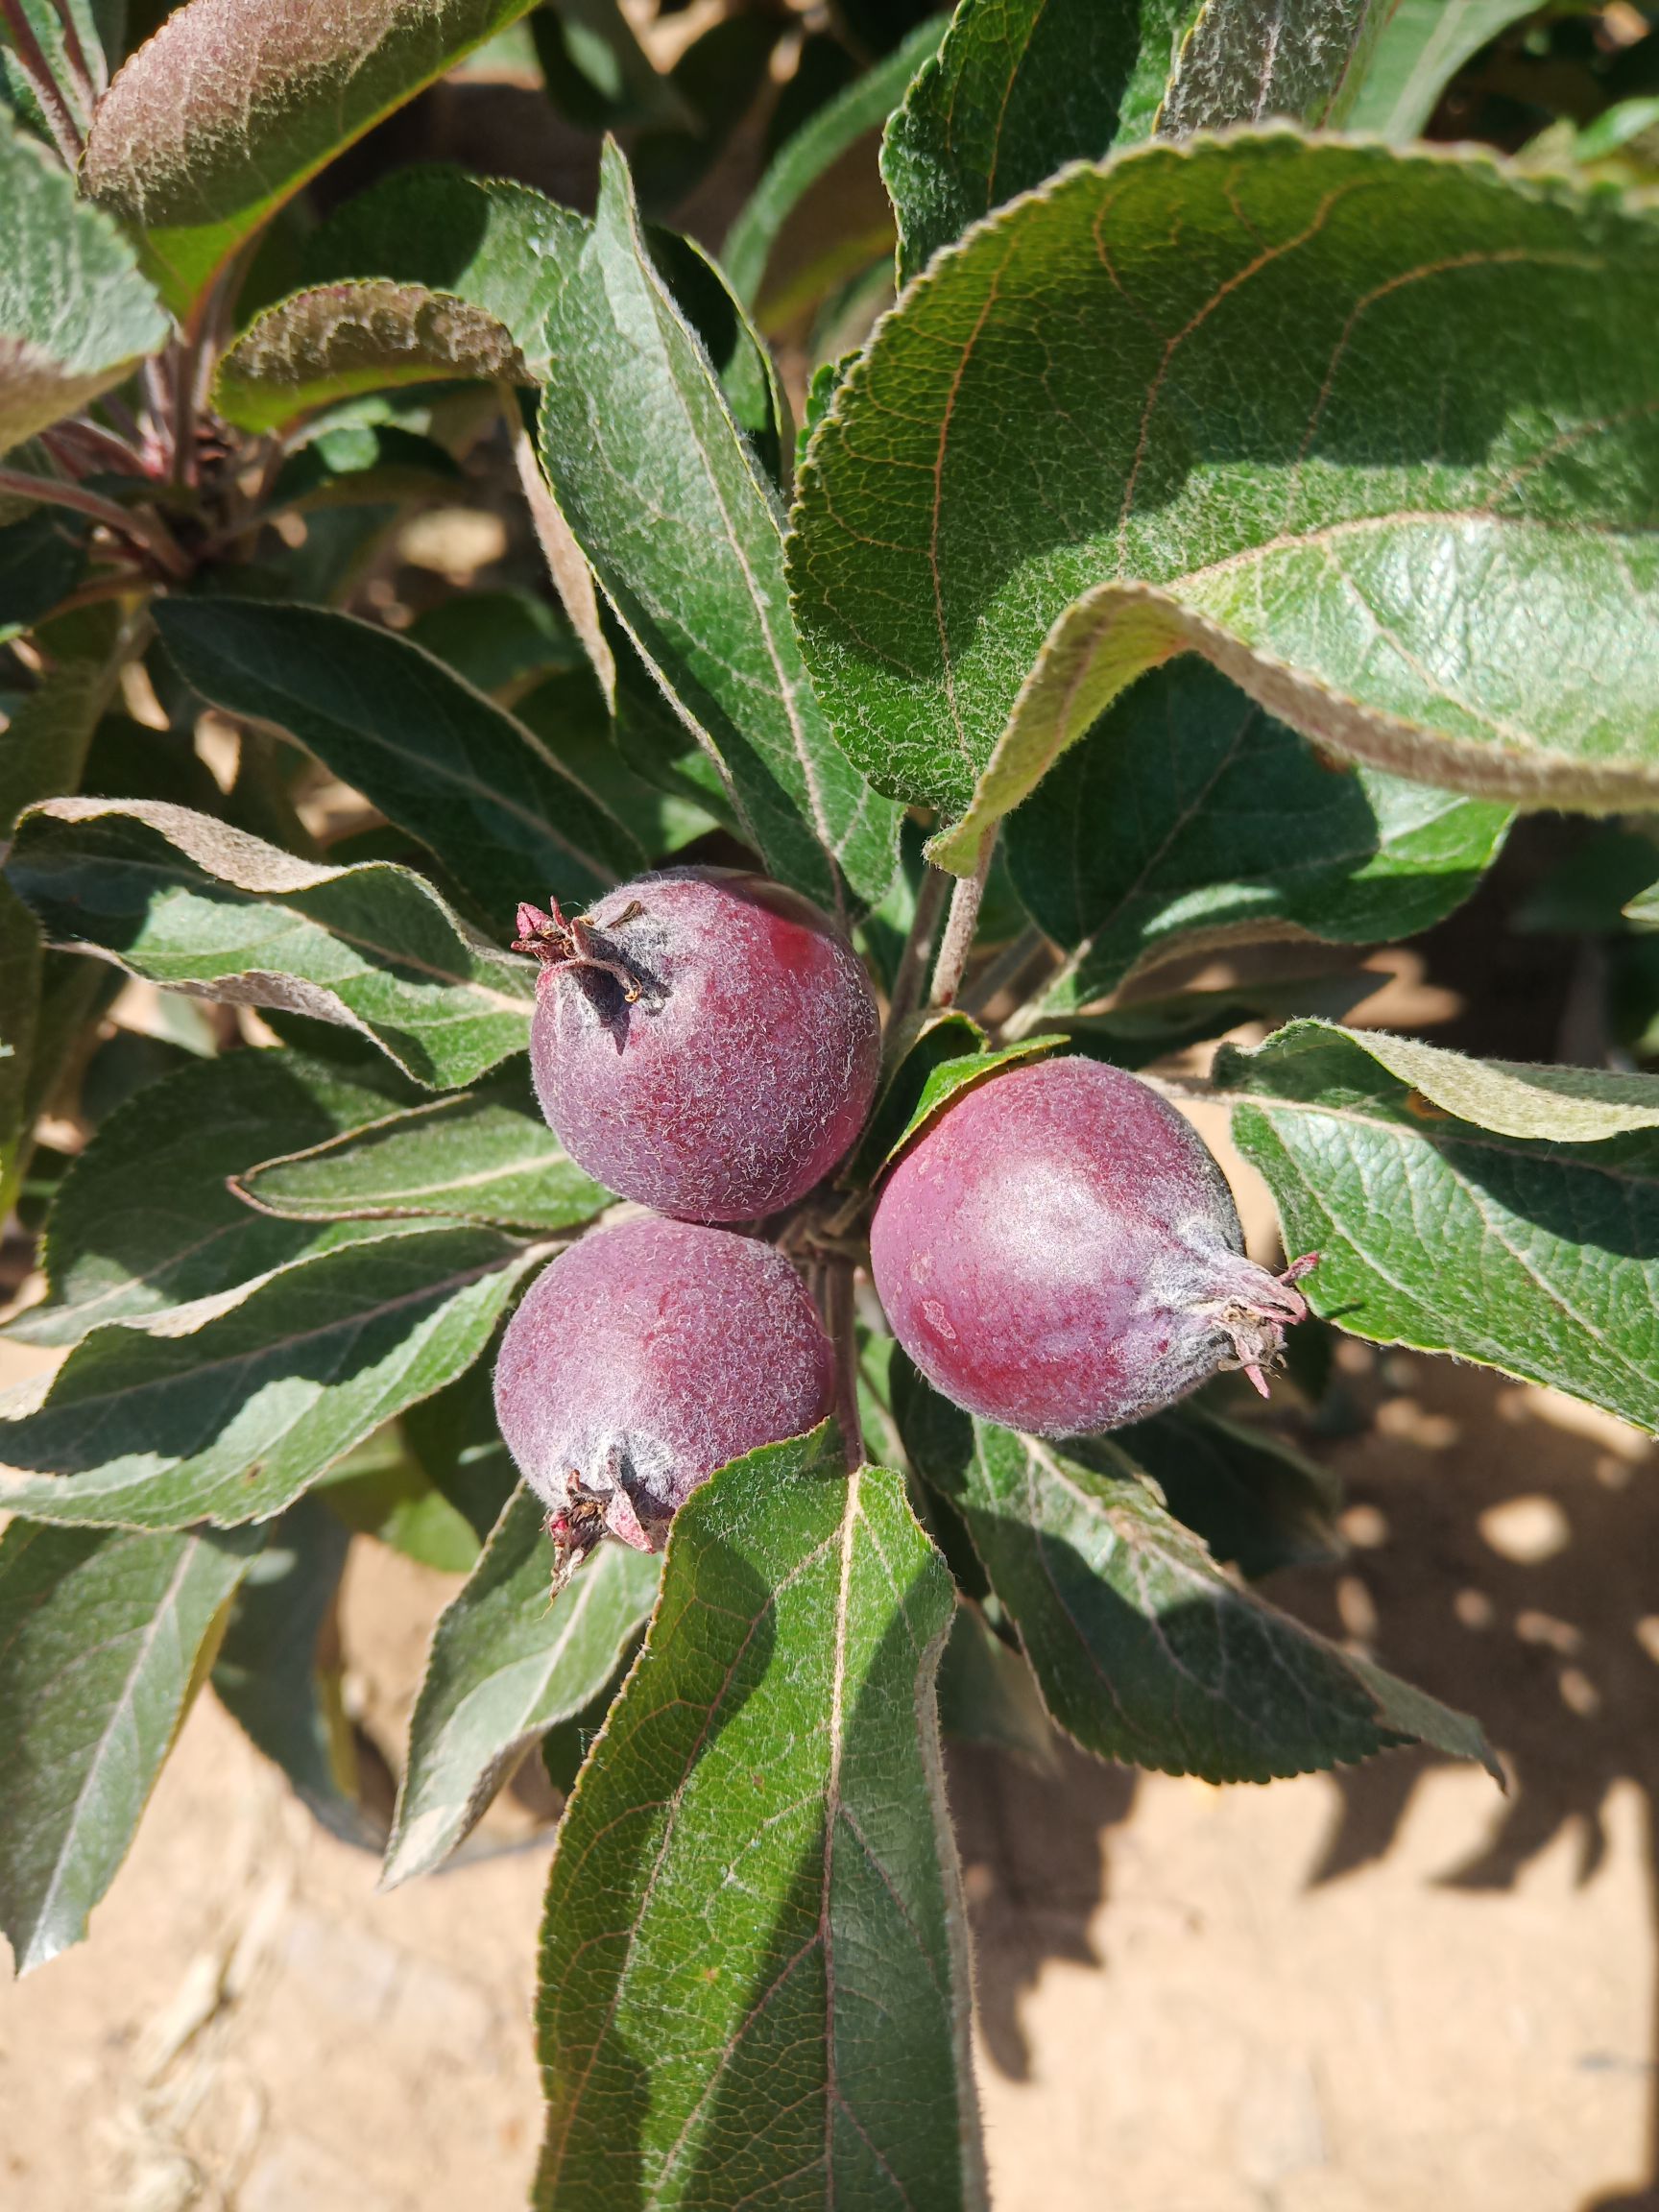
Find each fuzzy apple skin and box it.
[493,1215,835,1567]
[870,1057,1309,1436]
[523,867,879,1223]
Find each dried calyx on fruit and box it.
[493,1215,836,1585]
[517,866,880,1224]
[870,1056,1316,1437]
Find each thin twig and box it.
[885,864,950,1031]
[47,419,150,477]
[825,1260,864,1471]
[95,390,144,446]
[46,568,150,614]
[961,923,1052,1022]
[0,0,84,162]
[929,829,998,1008]
[0,465,190,579]
[169,336,199,488]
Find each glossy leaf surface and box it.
[539,144,901,915]
[1007,660,1510,1007]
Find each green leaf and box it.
[6,797,536,1089]
[82,0,544,323]
[1008,661,1511,1009]
[322,1440,484,1570]
[0,109,168,455]
[880,1035,1067,1170]
[533,1426,983,2211]
[0,641,126,836]
[0,509,88,644]
[409,589,582,698]
[235,1085,610,1232]
[301,168,588,373]
[210,1494,379,1845]
[936,1598,1059,1773]
[215,281,528,433]
[531,0,692,133]
[0,1518,258,1973]
[883,0,1196,286]
[11,1044,419,1347]
[1627,878,1659,928]
[1114,1405,1342,1577]
[400,1358,517,1543]
[154,598,645,918]
[1344,1,1540,142]
[895,1371,1495,1783]
[383,1483,659,1887]
[1155,0,1390,139]
[0,881,42,1221]
[842,1006,983,1187]
[515,666,720,857]
[788,136,1659,873]
[642,224,792,496]
[0,1227,541,1529]
[725,12,948,304]
[0,1,120,139]
[539,142,902,917]
[1217,1020,1659,1432]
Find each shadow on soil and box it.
[948,1354,1659,2210]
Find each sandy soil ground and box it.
[3,1349,1657,2212]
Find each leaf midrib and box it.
[23,1538,198,1965]
[1,1241,524,1443]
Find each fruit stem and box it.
[886,865,950,1029]
[929,829,998,1009]
[824,1259,864,1470]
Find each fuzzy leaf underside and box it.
[0,1518,259,1972]
[534,1427,983,2211]
[5,799,535,1090]
[0,111,168,454]
[0,1228,541,1529]
[82,0,544,320]
[384,1485,659,1887]
[215,281,528,432]
[236,1086,609,1232]
[789,136,1659,873]
[1220,1021,1659,1433]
